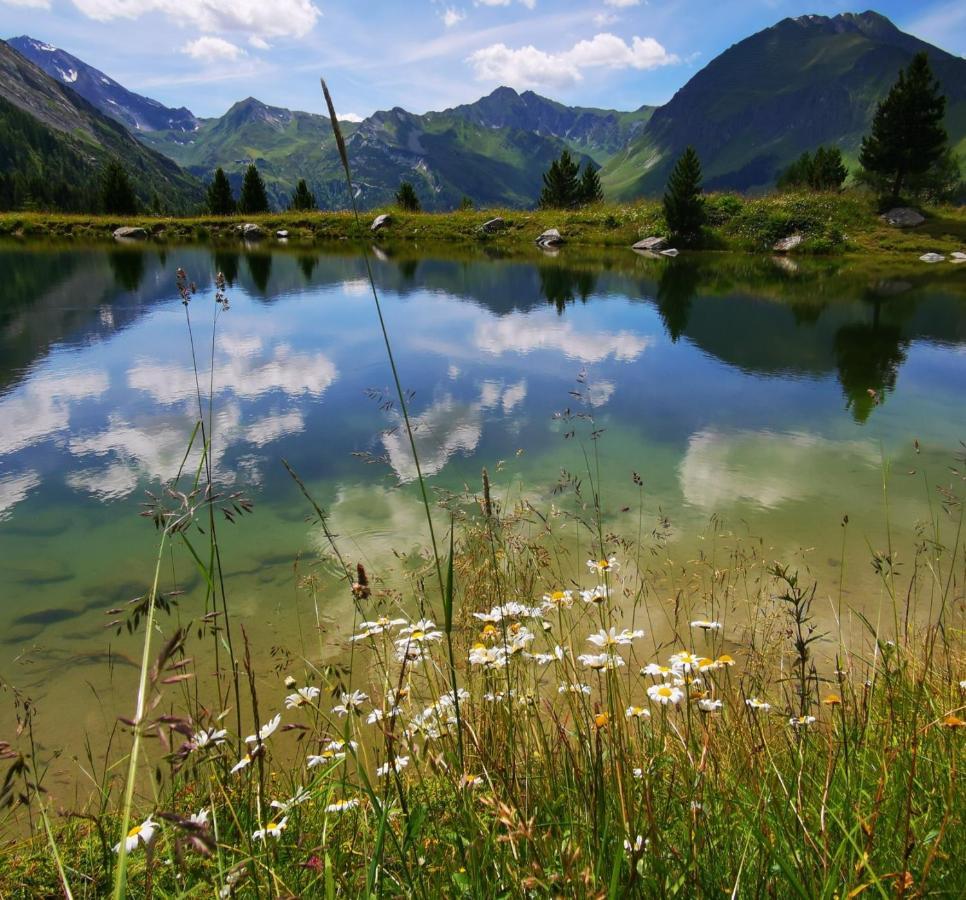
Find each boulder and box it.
[919,252,945,263]
[235,223,264,239]
[660,248,680,257]
[881,207,925,228]
[371,214,391,232]
[950,251,966,264]
[112,226,148,241]
[632,236,667,252]
[536,228,563,247]
[773,233,803,253]
[480,217,506,234]
[276,229,289,238]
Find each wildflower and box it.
[690,620,722,631]
[244,714,282,744]
[367,707,400,724]
[460,773,484,789]
[696,658,717,672]
[641,663,674,678]
[716,654,735,666]
[586,627,644,648]
[594,712,610,730]
[558,682,591,695]
[271,786,312,811]
[231,754,253,774]
[960,680,966,691]
[587,556,619,574]
[669,651,702,673]
[580,585,608,604]
[647,683,684,705]
[192,727,228,749]
[632,767,643,779]
[284,675,297,689]
[396,619,443,644]
[578,652,625,671]
[823,694,842,706]
[325,798,360,814]
[789,715,817,728]
[625,705,651,719]
[624,834,647,853]
[469,644,508,669]
[533,645,565,665]
[332,690,369,716]
[376,756,410,777]
[746,698,771,711]
[113,817,156,853]
[542,590,573,609]
[941,714,964,729]
[189,808,209,826]
[252,817,287,840]
[307,739,357,767]
[395,641,431,665]
[351,617,407,641]
[285,686,320,709]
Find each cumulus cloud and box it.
[604,0,640,7]
[468,31,677,88]
[182,36,246,61]
[339,112,364,123]
[442,6,465,27]
[70,0,320,40]
[593,12,618,26]
[475,0,536,8]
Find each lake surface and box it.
[1,243,964,756]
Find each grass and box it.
[0,191,964,257]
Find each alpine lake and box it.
[1,240,964,790]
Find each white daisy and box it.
[578,652,625,671]
[746,698,771,711]
[624,834,647,853]
[285,686,320,709]
[580,585,608,604]
[325,798,359,814]
[789,715,817,728]
[647,683,684,705]
[351,617,407,641]
[586,627,644,648]
[192,727,228,749]
[270,786,312,812]
[542,590,574,609]
[376,756,410,777]
[188,808,209,826]
[698,698,723,712]
[332,690,369,716]
[625,705,651,719]
[533,646,565,665]
[557,682,592,695]
[396,619,443,644]
[113,817,156,854]
[244,714,282,744]
[690,620,722,631]
[586,556,619,574]
[641,663,675,678]
[252,816,287,840]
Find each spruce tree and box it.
[289,178,317,211]
[578,162,604,205]
[207,167,236,215]
[778,147,847,191]
[539,150,581,209]
[238,163,269,214]
[663,147,705,245]
[859,52,948,200]
[100,159,137,215]
[395,181,421,211]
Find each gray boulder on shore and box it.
[480,217,506,234]
[773,233,803,253]
[371,214,391,232]
[112,226,148,241]
[881,208,925,228]
[632,236,668,252]
[234,223,264,239]
[536,228,563,247]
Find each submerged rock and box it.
[950,251,966,264]
[112,226,148,241]
[235,223,264,239]
[881,207,925,228]
[276,229,289,238]
[536,228,563,247]
[632,236,667,252]
[773,233,803,252]
[919,252,945,263]
[371,214,391,232]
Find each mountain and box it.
[139,92,597,211]
[8,35,198,133]
[0,40,203,212]
[602,11,966,197]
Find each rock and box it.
[371,214,391,232]
[235,223,264,239]
[112,226,148,241]
[950,251,966,263]
[480,217,506,234]
[660,248,680,257]
[536,228,563,247]
[773,233,803,253]
[881,207,925,228]
[276,229,289,238]
[919,253,945,263]
[632,236,667,252]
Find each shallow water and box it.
[0,243,964,765]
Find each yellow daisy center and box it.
[127,825,142,838]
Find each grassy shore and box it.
[1,191,964,256]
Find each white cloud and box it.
[475,0,536,8]
[468,31,677,88]
[0,471,41,522]
[248,35,270,49]
[66,462,139,500]
[604,0,640,7]
[339,112,364,123]
[593,12,618,26]
[2,0,51,8]
[442,6,465,27]
[182,36,246,61]
[69,0,320,40]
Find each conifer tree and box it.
[662,146,705,245]
[238,163,269,214]
[100,159,137,215]
[289,178,317,211]
[395,181,421,211]
[859,52,949,200]
[578,161,604,205]
[207,167,236,215]
[539,150,581,209]
[778,146,847,191]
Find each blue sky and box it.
[2,1,963,120]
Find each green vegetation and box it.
[289,178,317,212]
[777,146,848,191]
[395,181,421,212]
[99,159,137,215]
[206,167,236,216]
[238,163,269,215]
[859,52,959,201]
[663,147,706,245]
[539,150,604,209]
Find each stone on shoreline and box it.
[112,226,148,241]
[632,236,667,252]
[773,233,803,253]
[881,207,924,228]
[536,228,563,247]
[371,214,391,232]
[235,223,264,239]
[919,252,945,263]
[480,217,506,234]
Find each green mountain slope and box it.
[0,40,203,212]
[602,11,966,198]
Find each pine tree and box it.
[578,162,604,205]
[778,147,847,191]
[289,178,317,211]
[395,181,421,211]
[539,150,581,209]
[207,167,236,215]
[238,163,269,214]
[663,147,705,245]
[100,159,137,215]
[859,52,948,200]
